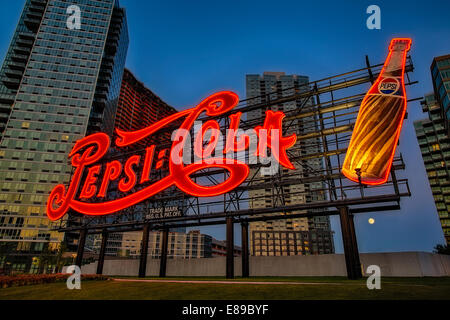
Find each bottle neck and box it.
[381,43,409,78]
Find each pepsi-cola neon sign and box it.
[46,91,297,221]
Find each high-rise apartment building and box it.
[414,54,450,245]
[0,0,129,272]
[246,72,334,256]
[430,55,450,134]
[115,68,177,133]
[415,92,450,244]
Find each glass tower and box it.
[414,54,450,245]
[431,55,450,134]
[0,0,128,273]
[415,94,450,244]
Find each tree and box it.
[433,244,450,255]
[38,243,55,274]
[37,241,70,274]
[55,241,68,273]
[0,242,15,275]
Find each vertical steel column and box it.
[391,167,400,196]
[366,55,375,84]
[339,207,357,279]
[75,229,87,268]
[226,216,234,279]
[159,229,169,277]
[96,230,108,275]
[348,212,362,278]
[241,222,249,278]
[139,224,150,278]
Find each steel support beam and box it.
[75,228,87,268]
[241,221,249,278]
[339,206,360,279]
[159,228,169,278]
[348,212,362,278]
[96,230,108,275]
[56,193,408,234]
[226,216,234,279]
[139,223,150,278]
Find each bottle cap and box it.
[389,38,412,52]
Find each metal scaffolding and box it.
[56,55,417,279]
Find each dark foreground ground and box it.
[0,276,449,300]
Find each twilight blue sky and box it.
[1,0,450,253]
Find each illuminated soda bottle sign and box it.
[342,38,412,185]
[46,91,297,221]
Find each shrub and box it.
[0,273,109,288]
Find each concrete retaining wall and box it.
[66,252,450,277]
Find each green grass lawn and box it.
[0,277,449,300]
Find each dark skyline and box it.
[1,0,449,253]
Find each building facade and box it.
[246,72,334,256]
[0,0,129,272]
[211,239,241,257]
[90,230,213,259]
[251,230,334,256]
[115,68,177,133]
[430,55,450,134]
[415,93,450,244]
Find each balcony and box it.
[16,38,33,47]
[30,0,47,5]
[1,76,20,88]
[99,69,113,78]
[26,11,42,20]
[18,31,35,40]
[103,55,114,63]
[96,82,109,90]
[5,68,23,79]
[11,53,28,62]
[0,94,15,104]
[110,28,120,37]
[102,61,114,71]
[29,4,45,13]
[95,90,108,99]
[108,35,119,44]
[94,97,107,105]
[0,103,12,112]
[14,46,31,55]
[8,60,26,71]
[0,113,9,122]
[24,17,41,31]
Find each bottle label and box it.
[369,76,403,97]
[378,77,400,95]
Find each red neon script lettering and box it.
[46,91,296,221]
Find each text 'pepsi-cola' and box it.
[342,38,412,185]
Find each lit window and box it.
[22,122,30,129]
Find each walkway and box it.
[112,278,354,286]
